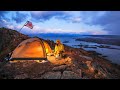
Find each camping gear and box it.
[10,38,52,61]
[55,54,61,59]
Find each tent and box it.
[10,38,52,61]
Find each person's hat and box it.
[56,40,61,43]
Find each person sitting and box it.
[54,40,65,59]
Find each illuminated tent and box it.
[10,38,52,60]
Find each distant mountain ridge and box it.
[28,33,81,37]
[28,33,120,38]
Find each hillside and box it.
[0,27,29,61]
[0,27,120,79]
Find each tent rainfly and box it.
[10,38,52,60]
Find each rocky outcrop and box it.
[61,71,81,79]
[1,56,119,79]
[0,27,29,61]
[0,28,120,79]
[52,65,68,71]
[14,74,29,79]
[40,72,61,79]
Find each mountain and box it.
[28,33,82,38]
[0,27,120,79]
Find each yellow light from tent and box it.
[46,48,48,53]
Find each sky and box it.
[0,11,120,35]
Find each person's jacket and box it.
[54,43,64,55]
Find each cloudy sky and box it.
[0,11,120,35]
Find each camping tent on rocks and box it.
[10,38,52,62]
[10,37,72,65]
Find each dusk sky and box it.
[0,11,120,35]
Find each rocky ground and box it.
[0,27,120,79]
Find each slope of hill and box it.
[0,27,29,61]
[0,27,120,79]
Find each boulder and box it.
[76,69,82,77]
[52,65,68,71]
[85,61,94,72]
[14,74,29,79]
[40,72,61,79]
[79,55,93,61]
[61,71,81,79]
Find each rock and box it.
[0,28,120,79]
[22,61,33,67]
[95,70,107,79]
[65,57,72,65]
[23,63,28,68]
[80,63,88,69]
[40,72,61,79]
[82,76,89,79]
[85,61,94,72]
[76,69,82,77]
[61,71,81,79]
[92,62,106,74]
[52,65,68,71]
[14,74,29,79]
[91,62,99,69]
[92,62,109,78]
[86,61,91,67]
[98,67,107,77]
[79,55,93,61]
[4,63,11,67]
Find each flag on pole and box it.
[24,21,33,29]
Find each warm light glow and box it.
[43,41,52,53]
[46,48,48,53]
[11,38,52,58]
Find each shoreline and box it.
[75,37,120,46]
[86,50,120,66]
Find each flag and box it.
[24,21,33,29]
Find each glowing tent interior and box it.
[10,38,52,60]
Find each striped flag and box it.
[24,21,33,29]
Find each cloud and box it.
[6,25,14,29]
[12,11,29,23]
[30,11,69,22]
[0,11,9,18]
[0,11,10,26]
[92,11,120,25]
[71,17,81,23]
[84,11,120,35]
[0,11,119,35]
[30,11,83,23]
[79,11,107,24]
[0,18,12,28]
[78,24,108,35]
[18,23,107,35]
[87,29,108,35]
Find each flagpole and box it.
[19,21,28,32]
[19,25,25,32]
